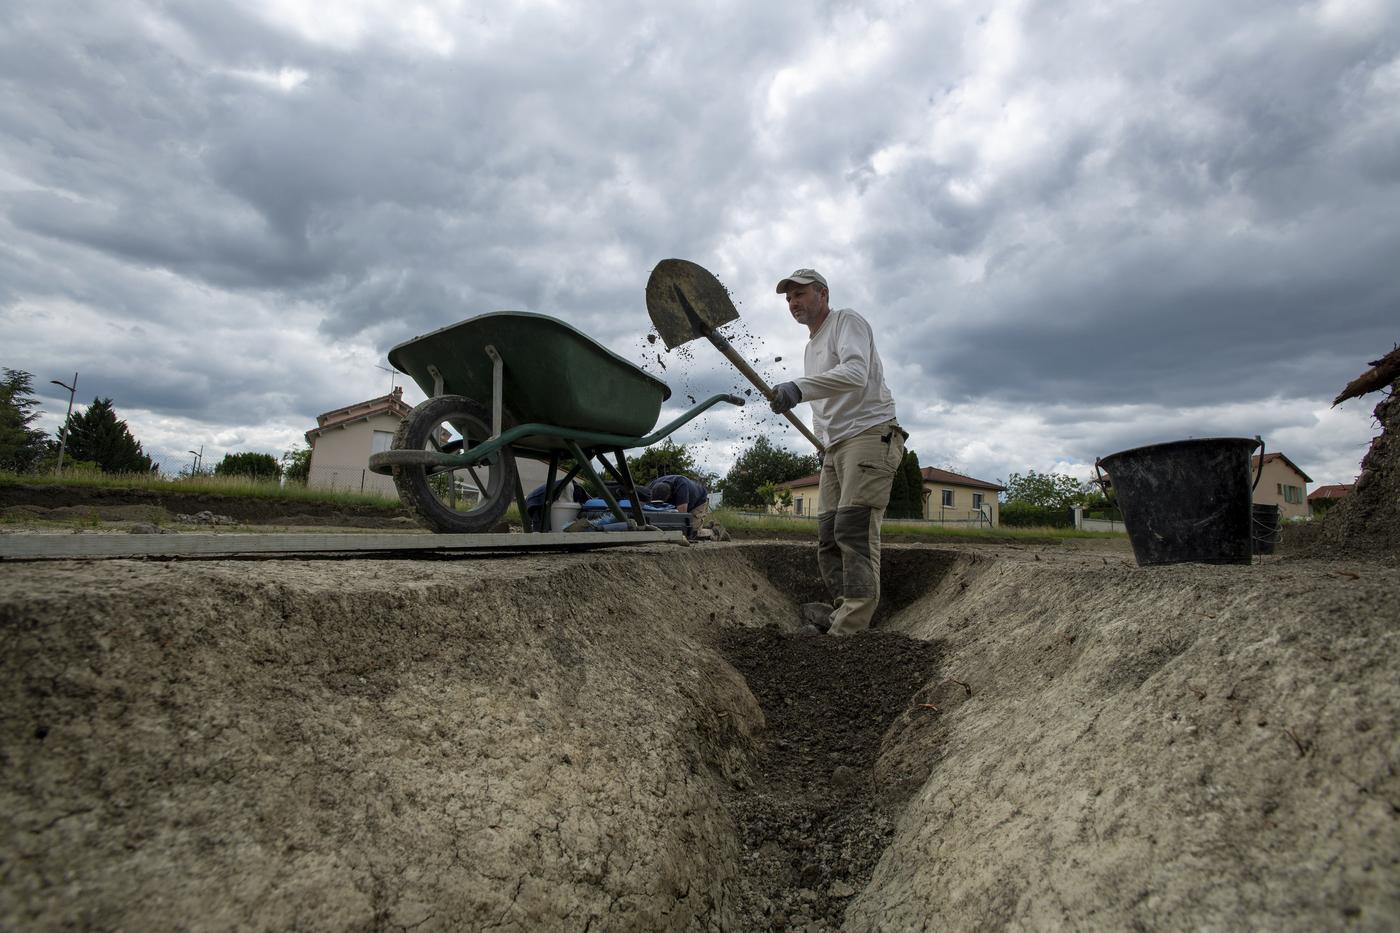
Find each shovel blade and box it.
[645,258,741,351]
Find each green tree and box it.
[281,445,312,484]
[60,398,155,473]
[1001,469,1086,508]
[215,451,281,480]
[901,449,924,518]
[0,368,52,473]
[628,440,699,487]
[889,458,909,518]
[884,449,924,519]
[718,436,820,510]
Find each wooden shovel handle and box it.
[705,330,826,454]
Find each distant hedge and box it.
[999,501,1074,528]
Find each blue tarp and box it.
[581,498,677,512]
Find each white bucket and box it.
[549,500,582,531]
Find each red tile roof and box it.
[777,466,1005,492]
[1251,451,1313,484]
[1308,484,1353,501]
[919,466,1006,492]
[306,387,412,443]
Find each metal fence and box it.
[745,509,998,528]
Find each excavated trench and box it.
[717,627,940,931]
[0,542,961,931]
[5,539,1398,930]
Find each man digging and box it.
[770,268,906,636]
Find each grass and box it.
[1,471,1127,543]
[0,468,404,510]
[709,507,1126,542]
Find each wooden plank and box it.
[0,530,686,561]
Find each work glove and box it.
[770,381,802,415]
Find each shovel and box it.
[646,258,825,453]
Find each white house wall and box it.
[307,415,402,498]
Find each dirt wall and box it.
[855,550,1400,930]
[1321,382,1400,557]
[3,541,1398,931]
[1,549,792,930]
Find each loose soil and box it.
[1318,380,1400,557]
[718,628,941,931]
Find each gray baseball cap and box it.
[775,268,828,293]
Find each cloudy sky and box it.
[3,0,1397,488]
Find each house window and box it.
[794,497,803,516]
[1277,483,1283,495]
[1284,485,1303,504]
[972,493,984,510]
[941,489,954,508]
[372,430,394,453]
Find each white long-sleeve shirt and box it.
[795,307,897,447]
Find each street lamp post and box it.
[187,446,203,476]
[49,373,78,475]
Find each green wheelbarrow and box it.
[368,311,744,534]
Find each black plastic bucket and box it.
[1252,503,1281,555]
[1096,436,1263,566]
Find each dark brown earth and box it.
[717,628,942,931]
[1319,377,1400,557]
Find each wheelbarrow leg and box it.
[590,450,646,527]
[607,448,648,528]
[564,441,634,528]
[511,469,530,532]
[541,451,561,532]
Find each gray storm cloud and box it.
[1,0,1395,485]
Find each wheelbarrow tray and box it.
[388,311,672,446]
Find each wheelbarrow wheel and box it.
[391,395,518,534]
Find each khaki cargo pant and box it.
[816,419,905,635]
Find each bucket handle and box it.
[1251,435,1265,492]
[1093,458,1114,504]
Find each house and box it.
[305,388,414,497]
[916,467,1006,525]
[773,466,1006,526]
[305,387,550,500]
[1251,452,1312,521]
[1307,483,1353,517]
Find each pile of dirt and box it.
[718,627,941,931]
[1320,380,1400,556]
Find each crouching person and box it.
[645,473,724,540]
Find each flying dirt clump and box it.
[634,314,805,462]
